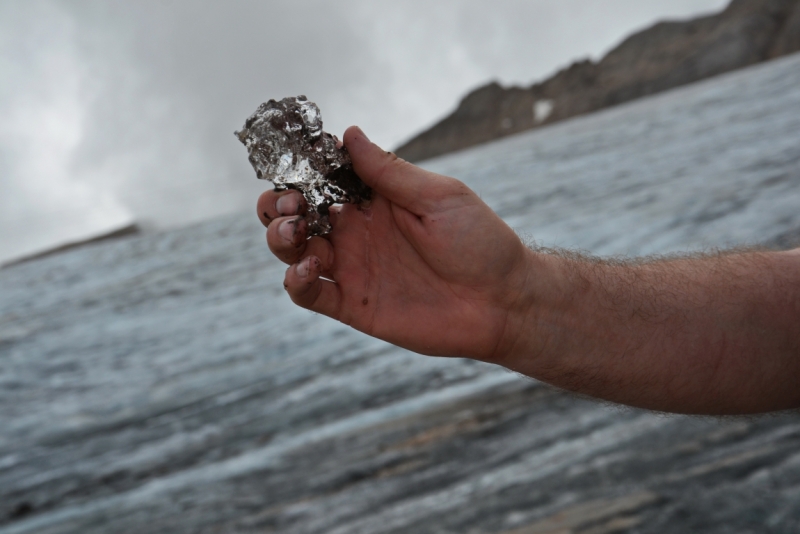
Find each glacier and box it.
[0,53,799,533]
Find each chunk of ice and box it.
[235,96,371,235]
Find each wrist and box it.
[490,247,573,374]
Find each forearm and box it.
[502,248,800,414]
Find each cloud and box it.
[0,2,132,262]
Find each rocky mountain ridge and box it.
[395,0,800,162]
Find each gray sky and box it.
[0,0,728,263]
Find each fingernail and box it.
[296,257,311,278]
[276,193,298,215]
[279,219,296,243]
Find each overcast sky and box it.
[0,0,729,264]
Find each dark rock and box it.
[770,1,800,56]
[395,0,800,162]
[1,224,141,270]
[8,503,33,521]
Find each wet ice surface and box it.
[236,96,371,235]
[2,54,800,533]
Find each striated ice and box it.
[235,96,371,235]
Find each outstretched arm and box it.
[257,126,800,415]
[504,247,800,414]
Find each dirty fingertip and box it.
[295,256,321,279]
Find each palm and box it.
[327,189,527,359]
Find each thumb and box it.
[344,126,438,214]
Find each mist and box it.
[0,0,728,264]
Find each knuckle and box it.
[290,281,319,309]
[390,153,412,173]
[375,151,407,183]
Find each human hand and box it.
[257,126,536,361]
[257,127,800,414]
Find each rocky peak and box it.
[395,0,800,163]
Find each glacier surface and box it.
[1,54,799,533]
